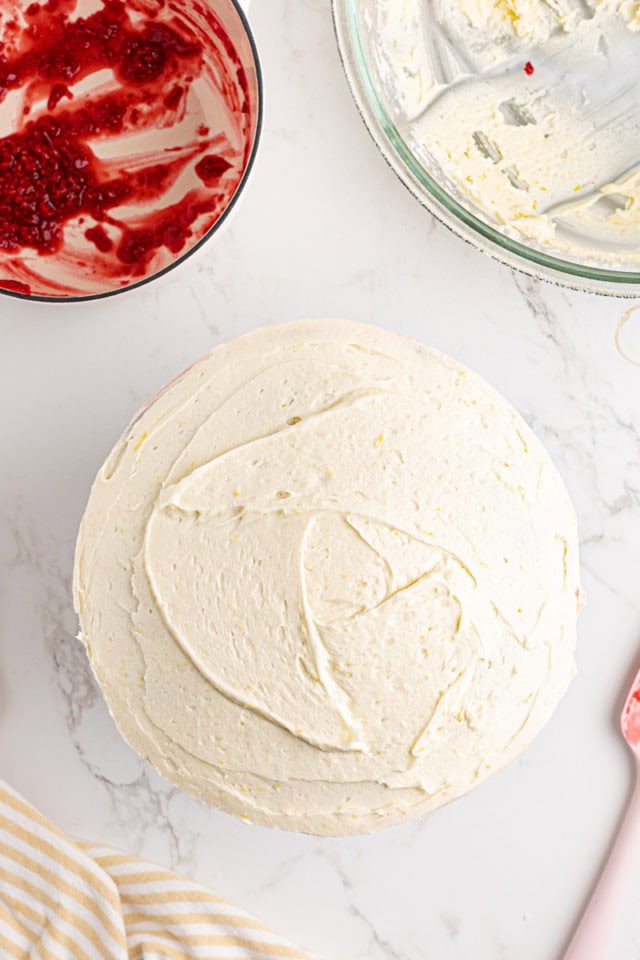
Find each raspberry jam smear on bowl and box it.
[0,0,260,299]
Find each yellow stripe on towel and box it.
[0,781,317,960]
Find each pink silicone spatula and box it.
[563,666,640,960]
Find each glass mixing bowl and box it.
[333,0,640,296]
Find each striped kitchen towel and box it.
[0,781,314,959]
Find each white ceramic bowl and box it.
[0,0,261,301]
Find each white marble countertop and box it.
[2,2,640,958]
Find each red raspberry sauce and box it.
[0,0,256,296]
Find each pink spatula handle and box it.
[563,767,640,960]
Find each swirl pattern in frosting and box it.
[74,319,581,835]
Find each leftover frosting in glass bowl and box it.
[333,0,640,294]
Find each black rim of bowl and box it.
[0,0,264,304]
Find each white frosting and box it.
[368,0,640,267]
[74,320,581,835]
[454,0,579,42]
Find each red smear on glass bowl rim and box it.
[0,0,261,300]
